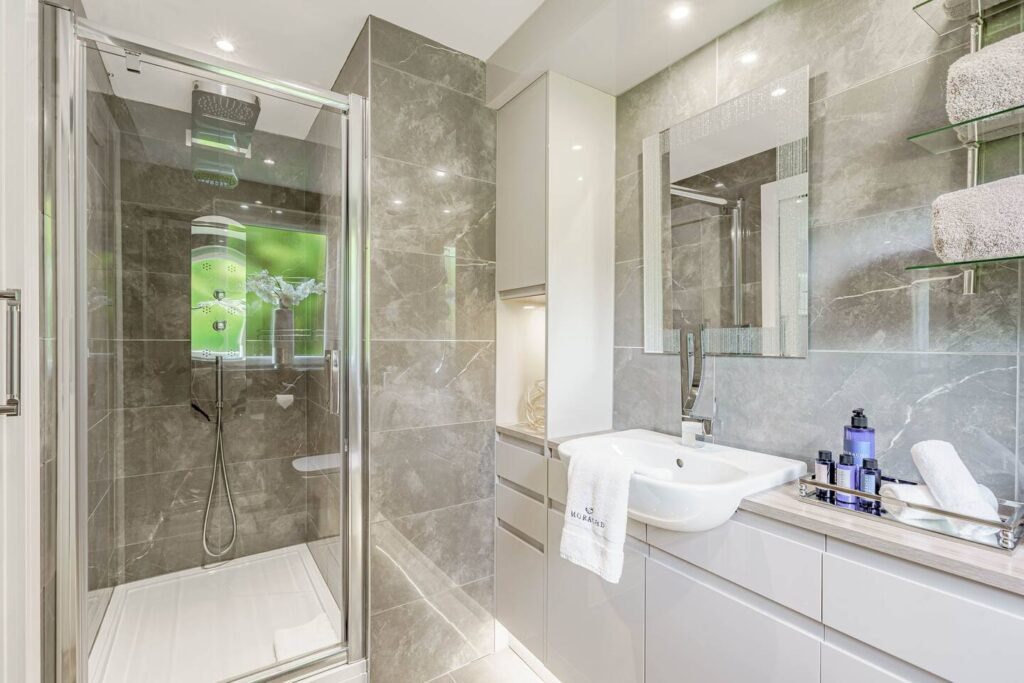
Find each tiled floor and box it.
[434,649,544,683]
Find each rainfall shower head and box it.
[191,80,261,131]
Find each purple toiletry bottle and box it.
[844,408,875,469]
[835,453,859,508]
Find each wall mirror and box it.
[642,65,809,359]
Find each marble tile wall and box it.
[335,17,497,683]
[614,0,1024,499]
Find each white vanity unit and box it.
[496,429,1024,683]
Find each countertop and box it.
[742,484,1024,597]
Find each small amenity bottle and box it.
[814,450,834,501]
[834,453,859,508]
[843,408,875,468]
[858,458,881,511]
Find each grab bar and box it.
[1,289,21,417]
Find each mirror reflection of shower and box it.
[671,184,745,327]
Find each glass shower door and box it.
[66,24,361,682]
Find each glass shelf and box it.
[907,103,1024,154]
[906,254,1024,271]
[913,0,1021,36]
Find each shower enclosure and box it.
[43,5,367,682]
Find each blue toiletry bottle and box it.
[844,408,875,469]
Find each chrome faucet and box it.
[681,327,712,437]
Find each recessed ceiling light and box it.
[577,176,584,182]
[738,51,758,64]
[392,199,403,205]
[214,38,235,53]
[263,158,275,165]
[443,209,452,214]
[239,204,249,209]
[523,305,536,310]
[254,200,263,204]
[668,5,691,21]
[714,182,725,189]
[571,144,583,151]
[771,87,787,97]
[274,209,283,214]
[434,169,447,177]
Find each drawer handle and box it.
[0,289,21,417]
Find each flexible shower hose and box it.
[202,356,237,558]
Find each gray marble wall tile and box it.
[389,499,494,588]
[616,172,642,262]
[370,156,496,261]
[715,352,1018,499]
[369,594,486,683]
[371,249,495,341]
[371,63,496,183]
[370,421,495,521]
[613,348,681,436]
[716,0,962,104]
[810,208,1019,353]
[808,47,966,228]
[615,260,643,348]
[370,341,495,431]
[122,340,191,407]
[370,18,485,100]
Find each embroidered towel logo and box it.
[570,506,606,529]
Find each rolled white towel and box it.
[946,32,1024,124]
[879,482,998,522]
[911,441,1001,542]
[931,175,1024,263]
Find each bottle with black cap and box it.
[843,408,875,469]
[814,450,834,501]
[834,453,859,508]
[858,458,881,511]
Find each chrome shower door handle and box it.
[326,348,341,415]
[1,289,21,417]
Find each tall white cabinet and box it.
[493,71,616,676]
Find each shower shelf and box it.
[913,0,1024,36]
[907,103,1024,154]
[905,253,1024,271]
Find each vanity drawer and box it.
[496,438,546,496]
[547,457,646,541]
[648,510,824,620]
[495,525,545,658]
[822,541,1024,681]
[646,552,820,683]
[496,482,545,545]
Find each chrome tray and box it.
[797,473,1024,551]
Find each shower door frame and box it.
[45,5,369,682]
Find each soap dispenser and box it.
[843,408,875,468]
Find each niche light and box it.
[668,5,691,21]
[434,169,447,177]
[263,158,276,166]
[738,51,758,64]
[214,38,235,53]
[392,199,403,205]
[240,204,249,209]
[571,144,583,151]
[443,209,452,214]
[254,200,263,205]
[771,87,787,97]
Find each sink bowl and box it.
[557,429,806,532]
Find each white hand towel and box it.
[911,440,1002,541]
[560,452,636,583]
[273,613,337,662]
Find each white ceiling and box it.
[81,0,547,137]
[487,0,778,107]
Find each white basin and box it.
[557,429,806,532]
